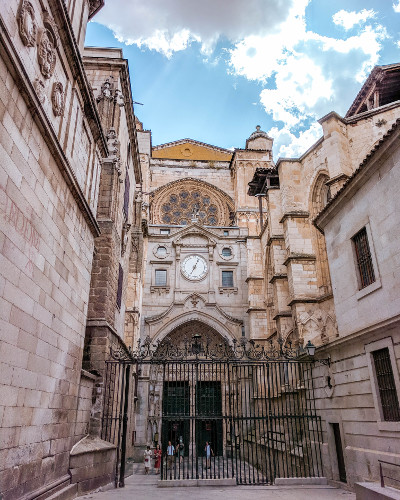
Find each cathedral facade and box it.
[0,0,400,497]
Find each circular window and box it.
[157,246,167,256]
[222,247,232,257]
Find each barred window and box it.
[222,247,232,257]
[222,270,234,287]
[352,227,375,289]
[372,348,400,422]
[155,269,167,286]
[116,264,123,309]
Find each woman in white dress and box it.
[144,445,152,474]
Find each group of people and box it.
[143,438,184,475]
[144,439,214,474]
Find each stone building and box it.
[248,62,400,488]
[0,1,143,498]
[1,0,399,494]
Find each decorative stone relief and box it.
[34,78,45,104]
[106,127,120,157]
[121,223,131,256]
[98,78,113,101]
[17,0,37,47]
[37,30,57,78]
[51,82,64,116]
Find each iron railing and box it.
[379,460,400,489]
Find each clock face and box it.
[181,255,208,281]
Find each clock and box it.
[181,255,208,281]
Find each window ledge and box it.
[356,278,381,300]
[150,286,170,294]
[219,287,238,295]
[377,421,400,432]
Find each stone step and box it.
[274,477,328,486]
[45,484,78,500]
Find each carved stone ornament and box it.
[37,28,57,78]
[17,0,37,47]
[51,82,65,116]
[98,78,113,101]
[34,78,45,104]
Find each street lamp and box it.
[304,340,330,366]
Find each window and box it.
[352,227,375,289]
[160,229,170,235]
[223,230,229,236]
[123,169,130,220]
[116,264,123,308]
[155,269,167,286]
[157,246,167,256]
[222,247,232,257]
[372,348,400,422]
[222,270,234,287]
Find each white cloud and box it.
[332,9,375,30]
[228,2,387,155]
[93,0,388,158]
[393,1,400,13]
[269,122,323,159]
[94,0,294,58]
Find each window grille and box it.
[222,270,233,287]
[155,269,167,286]
[116,264,123,308]
[222,247,232,257]
[372,348,400,422]
[352,227,375,289]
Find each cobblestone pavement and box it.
[77,463,356,500]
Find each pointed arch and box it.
[309,171,332,295]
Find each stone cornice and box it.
[0,15,101,237]
[273,311,292,320]
[283,253,316,267]
[287,298,319,307]
[280,211,310,224]
[269,273,287,284]
[267,235,285,246]
[245,276,264,282]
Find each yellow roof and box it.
[152,139,233,161]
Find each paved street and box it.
[77,467,356,500]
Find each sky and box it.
[85,0,400,159]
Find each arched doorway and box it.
[102,323,324,486]
[155,321,229,464]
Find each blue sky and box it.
[85,0,400,158]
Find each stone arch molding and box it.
[150,178,235,226]
[145,309,238,347]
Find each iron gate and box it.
[101,338,324,486]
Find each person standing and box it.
[144,445,152,475]
[154,444,162,474]
[166,440,175,472]
[205,441,214,469]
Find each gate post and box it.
[119,364,131,487]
